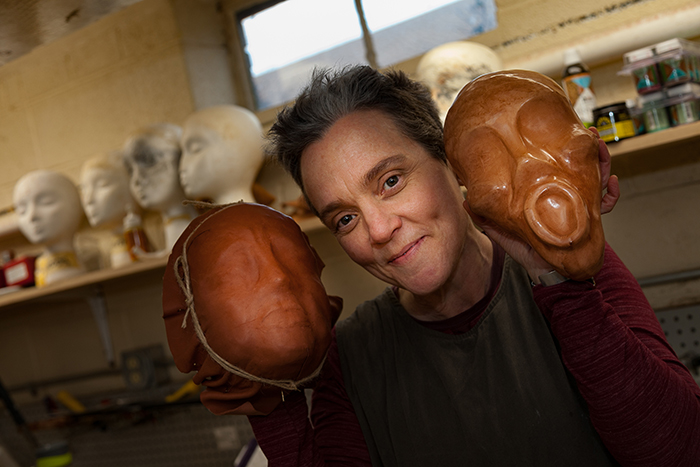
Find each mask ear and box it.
[328,295,344,326]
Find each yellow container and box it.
[593,103,636,143]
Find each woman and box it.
[253,66,700,466]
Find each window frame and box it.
[222,0,492,125]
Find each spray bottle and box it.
[562,48,597,127]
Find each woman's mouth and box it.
[389,236,425,264]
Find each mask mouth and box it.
[133,187,148,200]
[524,181,590,248]
[25,221,44,235]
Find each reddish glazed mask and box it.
[444,69,604,280]
[162,203,342,415]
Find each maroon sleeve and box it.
[533,243,700,466]
[247,328,371,466]
[310,329,372,465]
[247,389,320,467]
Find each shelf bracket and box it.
[85,285,115,367]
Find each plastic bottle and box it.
[123,210,151,261]
[562,48,597,127]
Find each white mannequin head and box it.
[180,105,264,204]
[13,170,83,253]
[122,123,187,213]
[80,151,137,230]
[416,41,503,122]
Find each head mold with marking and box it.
[443,69,604,280]
[162,203,342,415]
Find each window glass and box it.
[242,0,363,78]
[363,0,498,68]
[238,0,497,110]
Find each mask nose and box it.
[25,202,39,222]
[132,165,147,188]
[82,186,95,206]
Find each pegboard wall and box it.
[0,382,255,467]
[657,305,700,353]
[656,304,700,381]
[1,307,697,466]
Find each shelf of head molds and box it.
[0,255,170,310]
[0,215,326,310]
[608,119,700,178]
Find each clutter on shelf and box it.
[609,38,700,141]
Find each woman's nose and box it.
[364,206,401,246]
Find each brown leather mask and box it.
[443,69,604,280]
[162,203,342,415]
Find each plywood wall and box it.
[0,0,196,209]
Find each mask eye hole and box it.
[456,126,515,188]
[516,94,580,153]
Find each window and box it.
[237,0,497,110]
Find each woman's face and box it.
[300,109,470,296]
[124,136,182,211]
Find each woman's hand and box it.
[591,127,620,214]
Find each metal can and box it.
[669,98,699,126]
[592,102,636,143]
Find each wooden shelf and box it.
[0,255,169,309]
[609,120,700,178]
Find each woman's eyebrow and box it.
[362,154,407,187]
[317,154,408,223]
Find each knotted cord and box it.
[172,201,327,391]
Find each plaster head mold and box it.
[13,170,83,249]
[416,40,503,122]
[13,170,86,286]
[444,69,604,280]
[162,202,342,415]
[80,151,136,229]
[122,123,196,251]
[179,105,265,205]
[122,123,185,213]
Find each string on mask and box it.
[173,200,327,392]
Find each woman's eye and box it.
[384,175,399,190]
[336,214,356,230]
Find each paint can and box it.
[592,102,636,143]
